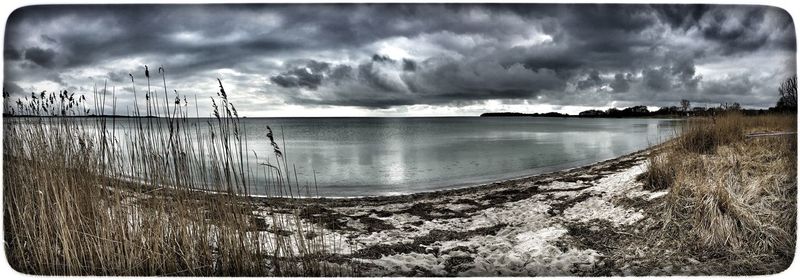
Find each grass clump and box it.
[638,152,677,191]
[644,112,796,274]
[675,113,745,154]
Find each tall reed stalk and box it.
[3,67,349,276]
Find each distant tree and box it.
[720,102,741,111]
[621,105,649,116]
[680,99,690,112]
[777,75,797,111]
[578,109,605,117]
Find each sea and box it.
[225,117,678,197]
[6,116,680,197]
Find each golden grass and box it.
[645,112,797,274]
[3,72,349,276]
[638,151,676,191]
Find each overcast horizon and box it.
[2,4,797,117]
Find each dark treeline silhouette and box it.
[484,75,798,118]
[480,112,572,117]
[481,104,785,118]
[483,106,761,118]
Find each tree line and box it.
[482,75,797,118]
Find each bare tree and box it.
[680,99,690,112]
[777,75,797,111]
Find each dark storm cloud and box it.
[269,59,333,90]
[3,4,796,111]
[402,59,417,72]
[4,47,22,60]
[643,67,672,91]
[277,56,566,108]
[654,5,795,53]
[24,47,57,67]
[40,35,58,44]
[270,66,326,90]
[653,4,711,30]
[698,7,788,54]
[576,70,603,90]
[371,54,394,63]
[702,75,758,97]
[609,73,633,93]
[329,65,354,83]
[106,70,130,84]
[3,81,24,94]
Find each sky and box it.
[2,4,797,117]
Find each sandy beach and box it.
[247,147,690,276]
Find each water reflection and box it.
[7,117,678,197]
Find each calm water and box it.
[235,117,677,196]
[8,117,679,197]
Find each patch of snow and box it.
[647,191,669,200]
[244,158,659,274]
[563,196,645,226]
[360,253,445,276]
[444,203,477,212]
[538,180,586,191]
[458,226,600,276]
[345,217,366,231]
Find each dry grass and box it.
[638,152,676,191]
[3,70,350,276]
[643,112,797,274]
[675,113,752,154]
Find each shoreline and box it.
[306,150,649,200]
[246,143,684,276]
[254,143,662,205]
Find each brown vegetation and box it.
[640,112,797,274]
[3,69,348,276]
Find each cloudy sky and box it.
[3,4,796,117]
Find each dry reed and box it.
[3,68,350,276]
[644,112,796,274]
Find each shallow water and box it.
[227,117,677,196]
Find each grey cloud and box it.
[670,56,702,91]
[698,6,789,54]
[357,63,402,93]
[655,5,794,54]
[275,54,565,108]
[610,73,631,93]
[40,34,58,44]
[653,4,711,30]
[3,4,796,111]
[329,65,354,83]
[3,82,24,94]
[402,59,417,72]
[643,67,672,91]
[371,54,394,63]
[701,75,757,97]
[107,71,130,83]
[4,47,22,60]
[24,47,57,67]
[270,69,325,90]
[640,56,702,93]
[577,70,603,90]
